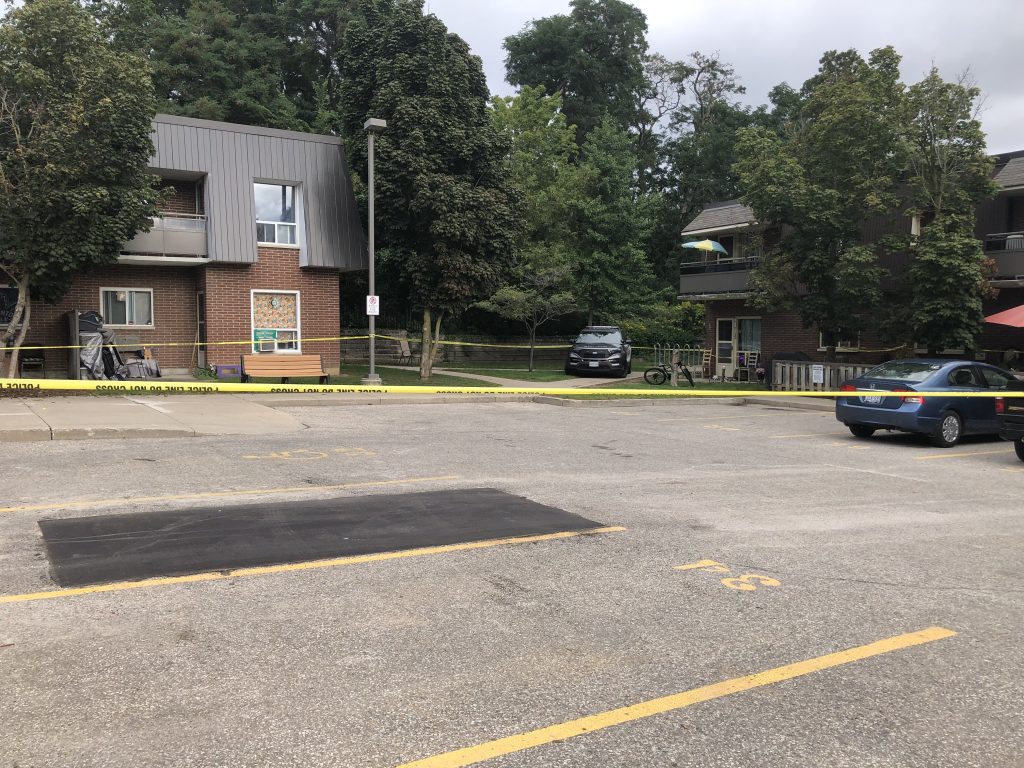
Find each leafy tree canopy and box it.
[734,47,906,353]
[337,0,520,376]
[565,116,654,323]
[0,0,159,373]
[899,68,995,351]
[89,0,313,129]
[504,0,648,144]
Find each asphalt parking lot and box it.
[2,399,1022,767]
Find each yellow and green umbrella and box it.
[681,239,729,254]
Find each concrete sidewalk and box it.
[0,395,306,441]
[0,390,828,442]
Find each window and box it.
[575,329,622,346]
[738,318,761,353]
[947,367,980,387]
[819,329,860,351]
[254,183,298,245]
[100,288,153,327]
[1,285,18,326]
[979,366,1016,389]
[251,290,300,353]
[862,362,942,382]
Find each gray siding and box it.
[148,114,366,270]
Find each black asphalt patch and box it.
[38,488,603,587]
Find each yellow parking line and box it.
[0,475,460,515]
[395,627,956,768]
[0,526,626,605]
[915,449,1013,461]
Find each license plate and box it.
[861,395,882,405]
[588,361,599,368]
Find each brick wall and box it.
[159,179,202,216]
[702,299,892,370]
[203,247,341,371]
[23,265,200,374]
[19,248,342,376]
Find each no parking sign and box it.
[366,295,380,316]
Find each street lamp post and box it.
[362,117,387,385]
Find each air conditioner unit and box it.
[258,340,276,353]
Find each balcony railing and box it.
[984,231,1024,252]
[123,213,208,257]
[680,256,761,274]
[983,232,1024,280]
[679,256,760,297]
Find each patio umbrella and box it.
[985,304,1024,327]
[681,239,729,254]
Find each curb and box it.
[741,396,835,413]
[531,396,742,408]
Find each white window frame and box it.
[254,181,302,249]
[818,331,861,352]
[100,287,154,329]
[250,289,301,354]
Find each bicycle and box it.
[643,359,695,387]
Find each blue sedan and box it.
[835,360,1019,447]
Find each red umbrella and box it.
[985,304,1024,327]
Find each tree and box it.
[899,68,995,352]
[482,87,579,368]
[91,0,306,129]
[645,52,754,282]
[734,47,905,359]
[476,271,576,371]
[565,117,653,323]
[337,0,519,379]
[0,0,159,376]
[504,0,648,145]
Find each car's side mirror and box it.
[624,339,633,346]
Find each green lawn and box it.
[441,367,570,382]
[213,364,498,388]
[590,379,766,391]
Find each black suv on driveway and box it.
[564,326,632,377]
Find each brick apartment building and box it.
[679,150,1024,379]
[2,114,366,376]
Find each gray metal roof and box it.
[148,114,366,270]
[681,201,758,234]
[995,156,1024,190]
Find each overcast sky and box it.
[427,0,1023,154]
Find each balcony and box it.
[679,257,759,299]
[984,232,1024,282]
[122,214,208,258]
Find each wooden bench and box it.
[240,354,329,383]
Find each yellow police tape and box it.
[0,378,1010,398]
[13,334,575,352]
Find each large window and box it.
[254,183,298,245]
[101,288,153,327]
[251,290,300,353]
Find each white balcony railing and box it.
[123,213,208,257]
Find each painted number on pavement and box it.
[674,559,781,592]
[243,447,376,460]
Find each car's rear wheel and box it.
[848,424,875,438]
[1015,438,1024,463]
[930,411,963,448]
